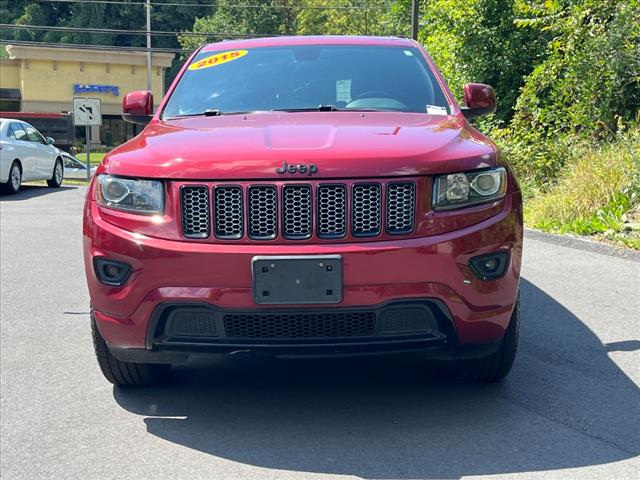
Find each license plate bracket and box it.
[252,255,343,305]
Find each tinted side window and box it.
[63,156,83,169]
[5,124,16,139]
[25,126,45,144]
[10,123,28,141]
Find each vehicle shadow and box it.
[0,184,78,201]
[113,278,639,479]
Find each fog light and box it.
[469,252,509,280]
[483,258,500,272]
[94,258,132,286]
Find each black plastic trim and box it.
[316,183,348,239]
[469,251,510,280]
[145,298,457,350]
[93,257,132,287]
[213,184,244,240]
[281,184,313,240]
[247,185,278,240]
[351,182,382,238]
[385,181,416,235]
[180,185,211,239]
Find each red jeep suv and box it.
[84,36,522,386]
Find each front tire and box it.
[1,161,22,194]
[451,295,520,382]
[47,159,63,188]
[91,315,170,386]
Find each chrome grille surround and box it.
[386,182,416,234]
[282,185,312,239]
[248,185,278,240]
[352,183,382,237]
[181,186,210,238]
[213,186,243,239]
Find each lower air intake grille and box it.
[181,186,210,238]
[171,310,218,337]
[214,186,243,239]
[386,182,416,234]
[223,312,376,339]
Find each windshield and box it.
[162,45,450,118]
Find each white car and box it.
[62,152,97,179]
[0,118,64,194]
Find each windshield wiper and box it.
[165,109,223,119]
[272,105,339,113]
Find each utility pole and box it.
[411,0,419,40]
[146,0,152,92]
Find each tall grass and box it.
[522,130,640,249]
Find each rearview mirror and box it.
[45,137,55,145]
[461,83,496,120]
[122,90,154,125]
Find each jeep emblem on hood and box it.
[276,161,318,176]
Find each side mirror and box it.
[461,83,496,120]
[122,90,154,125]
[45,137,55,145]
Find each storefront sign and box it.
[73,84,120,96]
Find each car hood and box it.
[103,112,496,180]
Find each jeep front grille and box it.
[180,181,416,241]
[317,184,347,238]
[248,185,278,239]
[181,186,210,238]
[352,183,382,237]
[214,186,243,239]
[386,182,416,234]
[282,185,312,239]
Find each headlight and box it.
[96,175,164,214]
[433,167,507,210]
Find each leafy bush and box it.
[502,0,640,184]
[415,0,549,124]
[525,130,640,248]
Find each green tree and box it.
[502,0,640,183]
[179,0,294,50]
[296,0,398,36]
[410,0,548,124]
[3,1,69,42]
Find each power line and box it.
[0,23,283,38]
[33,0,395,10]
[0,38,192,53]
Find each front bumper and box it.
[84,191,522,358]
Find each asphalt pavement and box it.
[1,185,639,480]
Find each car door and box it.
[24,124,56,179]
[8,123,38,181]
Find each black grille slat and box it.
[214,186,243,239]
[181,186,210,238]
[317,184,347,238]
[386,183,416,234]
[248,186,277,239]
[352,183,381,237]
[223,312,376,339]
[283,185,312,239]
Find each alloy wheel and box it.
[11,165,20,190]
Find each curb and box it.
[524,229,640,262]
